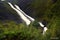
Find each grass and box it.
[0,20,60,40]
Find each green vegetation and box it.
[0,20,60,40]
[0,21,41,40]
[0,0,60,40]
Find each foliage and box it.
[0,0,60,40]
[0,20,60,40]
[0,21,42,40]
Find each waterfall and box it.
[1,0,48,35]
[14,5,35,22]
[8,2,31,25]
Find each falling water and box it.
[1,0,48,35]
[14,5,35,22]
[8,2,31,25]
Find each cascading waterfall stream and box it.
[1,0,48,35]
[14,5,35,22]
[8,2,31,25]
[13,4,48,34]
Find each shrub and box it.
[0,21,42,40]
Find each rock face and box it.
[0,2,20,23]
[0,0,32,23]
[17,0,32,16]
[52,0,57,3]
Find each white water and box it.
[38,22,45,27]
[11,3,48,34]
[14,5,35,22]
[8,2,31,25]
[1,0,5,1]
[1,1,48,35]
[43,27,48,35]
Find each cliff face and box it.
[0,0,58,23]
[0,0,32,23]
